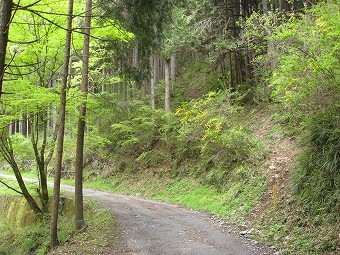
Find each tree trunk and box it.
[229,52,234,88]
[75,0,92,230]
[245,47,251,83]
[154,52,160,87]
[0,0,12,97]
[262,0,268,12]
[19,118,23,134]
[141,80,146,98]
[279,0,284,11]
[164,58,170,112]
[170,55,176,91]
[126,82,130,100]
[132,45,138,96]
[29,115,49,212]
[150,54,155,109]
[0,130,43,215]
[50,0,74,248]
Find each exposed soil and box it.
[249,136,299,221]
[234,109,303,254]
[248,110,300,220]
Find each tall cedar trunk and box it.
[126,82,130,99]
[164,58,170,112]
[170,55,176,91]
[244,19,251,87]
[234,1,242,85]
[0,0,12,97]
[141,80,146,98]
[75,0,92,230]
[19,119,23,134]
[227,0,236,87]
[150,54,155,109]
[132,45,138,95]
[262,0,268,12]
[154,52,160,89]
[229,52,234,87]
[50,0,74,248]
[279,0,284,10]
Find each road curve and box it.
[0,173,271,255]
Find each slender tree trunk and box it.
[234,0,242,85]
[75,0,92,230]
[132,45,138,96]
[164,58,170,112]
[150,54,155,109]
[50,0,74,248]
[262,0,268,12]
[19,118,23,134]
[170,55,176,91]
[29,115,49,212]
[0,0,12,97]
[22,115,27,137]
[39,118,49,210]
[229,52,234,88]
[244,50,250,82]
[141,80,146,98]
[154,52,160,88]
[126,82,130,99]
[236,51,242,84]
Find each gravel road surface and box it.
[0,173,272,255]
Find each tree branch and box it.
[17,5,123,42]
[13,0,42,9]
[0,179,24,195]
[8,39,39,44]
[8,62,40,68]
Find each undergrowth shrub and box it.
[174,90,266,183]
[176,57,222,99]
[108,104,170,172]
[0,220,50,255]
[106,89,266,190]
[270,2,340,220]
[293,111,340,219]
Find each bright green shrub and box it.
[108,103,170,171]
[174,90,266,184]
[293,111,340,219]
[105,89,266,186]
[271,2,340,218]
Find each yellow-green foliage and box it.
[270,2,340,219]
[105,89,266,189]
[175,90,265,173]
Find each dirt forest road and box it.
[0,173,272,255]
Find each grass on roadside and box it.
[48,200,117,255]
[80,164,268,223]
[253,206,339,255]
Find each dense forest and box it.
[0,0,339,254]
